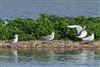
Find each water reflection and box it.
[11,50,19,63]
[0,49,100,67]
[76,50,95,63]
[48,51,55,61]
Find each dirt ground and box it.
[0,40,100,51]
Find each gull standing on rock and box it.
[77,26,87,38]
[11,34,18,44]
[67,25,86,35]
[43,32,55,40]
[82,33,94,42]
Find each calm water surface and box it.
[0,0,100,19]
[0,49,100,67]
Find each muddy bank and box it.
[0,40,100,51]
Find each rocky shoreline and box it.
[0,40,100,51]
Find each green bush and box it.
[0,13,100,41]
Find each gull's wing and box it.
[67,25,81,28]
[67,25,83,34]
[78,30,87,38]
[43,35,51,40]
[10,38,15,43]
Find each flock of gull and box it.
[67,25,94,42]
[2,20,94,44]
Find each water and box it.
[0,0,100,19]
[0,49,100,67]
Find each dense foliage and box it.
[0,13,100,41]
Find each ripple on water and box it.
[0,50,100,67]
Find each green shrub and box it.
[0,13,100,41]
